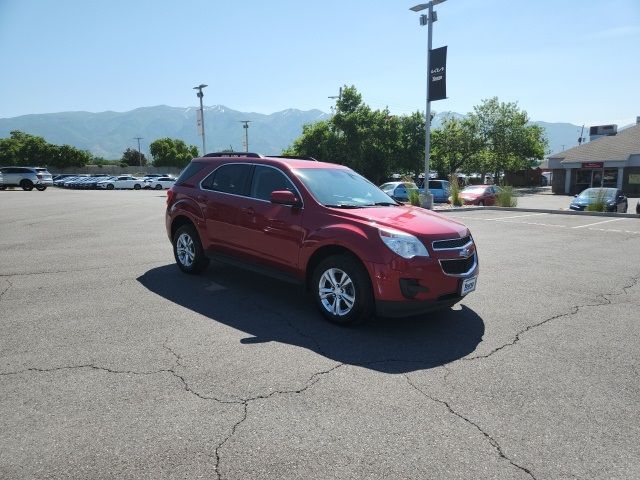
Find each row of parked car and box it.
[53,174,176,190]
[380,180,503,206]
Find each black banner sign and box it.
[428,46,447,102]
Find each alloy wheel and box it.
[318,268,356,316]
[176,233,195,267]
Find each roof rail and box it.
[203,152,263,158]
[267,155,318,162]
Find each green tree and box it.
[285,85,401,184]
[0,131,90,168]
[149,138,199,168]
[121,147,147,166]
[431,116,484,178]
[467,97,547,181]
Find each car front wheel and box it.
[20,180,34,191]
[172,224,209,274]
[311,255,373,325]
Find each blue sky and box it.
[1,0,639,126]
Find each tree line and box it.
[0,131,199,169]
[284,86,547,184]
[1,86,546,179]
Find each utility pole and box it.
[134,137,143,166]
[328,87,342,114]
[193,84,208,155]
[578,124,585,146]
[239,120,251,152]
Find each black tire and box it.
[172,224,209,274]
[134,184,141,190]
[155,184,163,190]
[106,184,115,190]
[35,185,47,191]
[311,254,373,325]
[478,200,485,206]
[0,186,6,190]
[20,179,34,191]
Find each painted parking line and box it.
[486,213,547,221]
[571,218,625,229]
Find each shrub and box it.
[408,189,420,206]
[586,189,607,212]
[496,185,517,207]
[449,173,463,207]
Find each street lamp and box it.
[193,84,208,155]
[239,120,251,152]
[134,136,143,167]
[410,0,447,209]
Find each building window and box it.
[603,169,617,188]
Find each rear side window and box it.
[428,181,443,189]
[250,166,296,201]
[201,164,252,196]
[175,162,206,186]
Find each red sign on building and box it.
[582,162,603,169]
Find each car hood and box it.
[329,205,469,239]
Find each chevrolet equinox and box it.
[166,153,478,325]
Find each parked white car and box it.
[144,176,176,190]
[97,175,144,190]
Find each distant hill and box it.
[0,106,584,159]
[0,105,329,159]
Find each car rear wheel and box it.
[134,184,141,190]
[173,224,209,274]
[311,255,373,325]
[35,185,47,191]
[20,179,34,191]
[155,184,163,190]
[478,200,484,206]
[106,184,115,190]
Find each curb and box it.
[436,206,640,219]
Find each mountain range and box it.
[0,105,586,160]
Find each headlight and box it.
[378,227,429,259]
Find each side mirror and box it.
[270,190,301,207]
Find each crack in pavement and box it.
[404,373,536,480]
[212,362,345,480]
[0,278,12,301]
[465,274,640,362]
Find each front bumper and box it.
[376,295,465,318]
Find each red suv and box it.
[166,153,478,324]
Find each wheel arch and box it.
[305,245,371,291]
[171,215,196,240]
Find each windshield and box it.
[294,168,399,207]
[577,188,616,200]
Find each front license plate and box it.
[460,276,477,296]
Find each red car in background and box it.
[452,185,500,206]
[166,153,479,325]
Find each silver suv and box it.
[0,167,54,191]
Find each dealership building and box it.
[548,121,640,196]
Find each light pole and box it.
[239,120,251,152]
[134,136,143,166]
[193,84,208,155]
[328,86,342,115]
[410,0,447,209]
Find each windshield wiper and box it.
[370,201,398,206]
[324,204,364,209]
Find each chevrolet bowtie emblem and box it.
[459,247,470,258]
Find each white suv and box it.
[0,167,53,191]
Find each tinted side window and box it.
[202,164,252,196]
[428,181,442,189]
[250,166,296,201]
[175,161,206,186]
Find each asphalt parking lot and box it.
[1,189,639,479]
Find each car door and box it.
[236,165,304,272]
[486,186,497,205]
[198,163,254,256]
[394,184,408,201]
